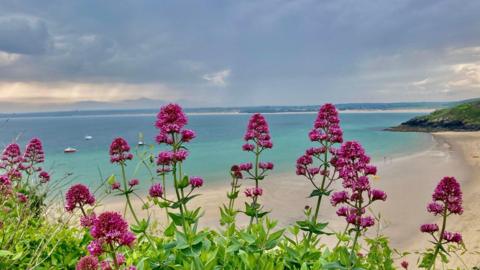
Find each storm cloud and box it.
[0,0,479,111]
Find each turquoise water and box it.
[0,112,432,189]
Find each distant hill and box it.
[0,98,476,119]
[389,99,480,132]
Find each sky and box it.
[0,0,479,112]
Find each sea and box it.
[0,112,433,191]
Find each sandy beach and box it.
[96,131,480,268]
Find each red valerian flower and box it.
[65,184,96,212]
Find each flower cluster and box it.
[241,113,274,186]
[109,137,133,163]
[149,183,164,198]
[230,165,243,179]
[189,176,204,188]
[65,184,96,212]
[0,143,22,170]
[239,113,274,223]
[296,104,342,178]
[0,174,12,196]
[331,141,386,229]
[155,103,195,145]
[21,138,45,173]
[244,187,263,197]
[155,103,189,134]
[76,255,98,270]
[80,212,136,269]
[243,113,273,150]
[308,103,343,144]
[420,176,463,244]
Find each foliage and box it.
[0,103,473,269]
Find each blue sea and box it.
[0,112,432,190]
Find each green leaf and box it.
[168,212,184,226]
[164,222,176,237]
[0,250,14,257]
[106,174,116,185]
[309,189,332,198]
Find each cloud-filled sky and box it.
[0,0,479,112]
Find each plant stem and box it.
[429,207,448,270]
[109,242,119,270]
[120,163,140,224]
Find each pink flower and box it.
[335,141,372,191]
[65,184,96,212]
[155,103,188,133]
[24,138,45,163]
[427,202,444,215]
[259,162,274,171]
[157,151,174,166]
[306,147,326,156]
[230,165,243,179]
[116,253,126,265]
[370,189,387,201]
[336,206,349,217]
[173,150,189,162]
[244,113,273,150]
[181,129,196,142]
[401,261,409,269]
[120,231,136,247]
[76,256,99,270]
[242,143,255,151]
[432,176,463,214]
[128,179,139,187]
[312,103,343,144]
[7,169,21,181]
[189,176,204,188]
[1,143,22,168]
[0,175,11,186]
[111,182,121,190]
[330,191,349,206]
[109,137,133,163]
[149,183,163,198]
[442,231,462,244]
[360,216,375,228]
[87,239,104,256]
[239,163,253,171]
[90,212,135,247]
[307,167,320,176]
[245,187,263,197]
[80,213,97,228]
[0,175,12,195]
[420,223,439,233]
[100,260,112,270]
[17,192,28,203]
[39,171,50,183]
[155,132,174,145]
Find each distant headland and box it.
[388,99,480,132]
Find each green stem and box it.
[109,242,119,270]
[429,207,448,270]
[120,163,140,224]
[349,227,361,269]
[172,162,190,236]
[306,149,330,246]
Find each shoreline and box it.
[0,109,434,120]
[94,131,480,266]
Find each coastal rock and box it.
[388,99,480,132]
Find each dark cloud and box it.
[0,15,51,55]
[0,0,478,109]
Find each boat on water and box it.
[138,132,145,146]
[64,147,77,153]
[85,135,93,140]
